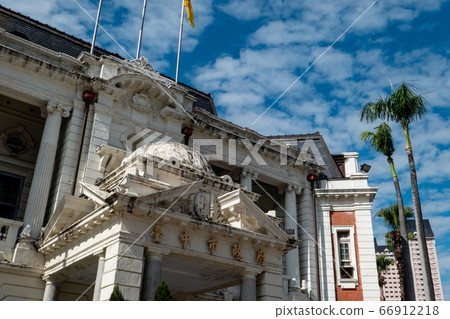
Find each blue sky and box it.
[2,0,450,299]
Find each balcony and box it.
[0,217,22,262]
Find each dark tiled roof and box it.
[0,6,121,58]
[374,238,390,253]
[406,219,435,238]
[0,5,217,115]
[189,90,217,116]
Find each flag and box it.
[185,0,195,28]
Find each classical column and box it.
[240,273,257,301]
[283,184,302,291]
[93,253,106,301]
[141,253,163,301]
[22,101,72,240]
[43,276,62,301]
[240,169,258,192]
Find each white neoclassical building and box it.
[0,6,379,301]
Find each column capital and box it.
[241,168,258,179]
[41,101,72,118]
[279,183,302,195]
[42,273,66,285]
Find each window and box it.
[338,231,354,279]
[332,226,358,288]
[0,171,24,220]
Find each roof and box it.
[268,132,343,178]
[406,219,435,238]
[374,238,387,253]
[0,5,217,115]
[374,219,435,253]
[0,5,121,58]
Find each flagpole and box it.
[136,0,148,59]
[90,0,103,55]
[175,0,185,83]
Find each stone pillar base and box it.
[12,240,45,268]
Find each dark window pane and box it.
[0,172,24,220]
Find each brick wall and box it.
[330,211,364,301]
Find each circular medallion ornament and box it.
[0,125,34,156]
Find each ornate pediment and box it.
[107,73,185,115]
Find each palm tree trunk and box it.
[403,125,435,301]
[392,230,405,300]
[379,274,386,301]
[388,158,415,300]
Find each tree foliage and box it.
[375,202,413,231]
[360,82,428,128]
[376,254,395,274]
[153,280,172,301]
[109,284,125,301]
[360,122,395,158]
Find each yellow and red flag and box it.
[185,0,195,28]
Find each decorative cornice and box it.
[0,43,89,85]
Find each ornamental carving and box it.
[127,57,155,72]
[232,243,242,260]
[256,249,266,264]
[151,224,164,243]
[208,238,218,254]
[124,91,162,118]
[193,191,210,220]
[180,231,191,249]
[0,125,34,156]
[41,101,72,118]
[131,92,152,113]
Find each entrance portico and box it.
[38,177,295,301]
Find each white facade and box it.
[0,7,379,301]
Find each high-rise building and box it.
[374,220,444,301]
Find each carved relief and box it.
[0,125,34,156]
[151,224,164,243]
[131,92,152,113]
[124,91,162,119]
[193,191,210,220]
[256,249,266,264]
[127,57,155,72]
[180,231,191,249]
[41,101,72,118]
[208,237,218,254]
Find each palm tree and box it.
[361,123,415,300]
[376,203,413,300]
[376,254,395,301]
[361,82,434,300]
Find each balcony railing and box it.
[0,217,23,262]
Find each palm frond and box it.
[376,202,413,230]
[360,122,395,158]
[376,254,395,273]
